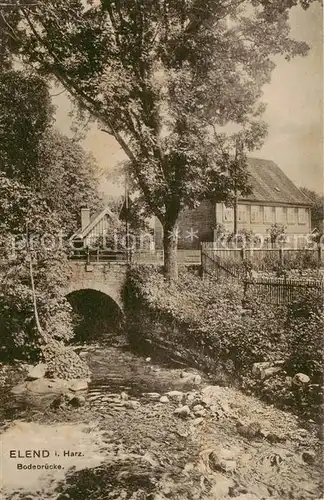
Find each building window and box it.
[223,206,234,222]
[250,205,261,223]
[275,207,286,224]
[282,207,287,223]
[298,208,307,225]
[238,205,247,223]
[264,206,274,224]
[287,207,296,224]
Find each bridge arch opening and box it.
[66,289,124,345]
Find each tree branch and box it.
[0,10,20,41]
[20,7,166,221]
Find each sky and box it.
[54,2,323,198]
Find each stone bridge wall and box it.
[65,262,128,311]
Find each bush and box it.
[127,266,323,419]
[127,266,286,372]
[284,289,323,382]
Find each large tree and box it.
[0,173,72,356]
[0,70,102,234]
[37,130,103,234]
[0,173,91,378]
[300,187,324,232]
[0,0,318,278]
[0,69,53,185]
[0,69,99,373]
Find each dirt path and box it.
[0,351,322,500]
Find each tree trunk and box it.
[26,223,47,343]
[29,256,48,343]
[163,219,178,281]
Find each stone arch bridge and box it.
[64,248,201,311]
[65,261,128,312]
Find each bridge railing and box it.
[69,248,202,264]
[69,249,127,262]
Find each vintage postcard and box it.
[0,0,323,499]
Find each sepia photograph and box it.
[0,0,323,498]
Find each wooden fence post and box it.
[279,247,283,264]
[240,248,245,261]
[86,246,90,265]
[200,242,204,279]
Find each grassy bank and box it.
[126,266,323,421]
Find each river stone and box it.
[180,371,194,380]
[252,362,272,378]
[26,378,69,394]
[260,367,283,380]
[192,404,205,415]
[302,450,316,465]
[69,379,89,392]
[64,391,76,401]
[166,390,184,401]
[174,405,191,418]
[11,383,28,395]
[146,392,161,400]
[69,395,86,408]
[265,432,282,444]
[201,385,225,407]
[293,373,310,386]
[196,409,207,418]
[50,394,67,409]
[219,459,237,473]
[160,396,169,403]
[125,400,140,409]
[26,363,47,381]
[180,372,202,385]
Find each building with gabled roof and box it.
[69,206,121,248]
[154,157,312,249]
[71,158,312,251]
[70,201,155,251]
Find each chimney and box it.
[81,207,90,231]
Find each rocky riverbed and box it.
[0,346,322,500]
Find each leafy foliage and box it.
[37,130,103,234]
[0,173,74,360]
[267,223,287,246]
[300,187,324,232]
[284,289,323,378]
[0,70,53,185]
[0,0,317,276]
[127,266,283,371]
[0,70,102,235]
[127,266,323,417]
[0,70,102,364]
